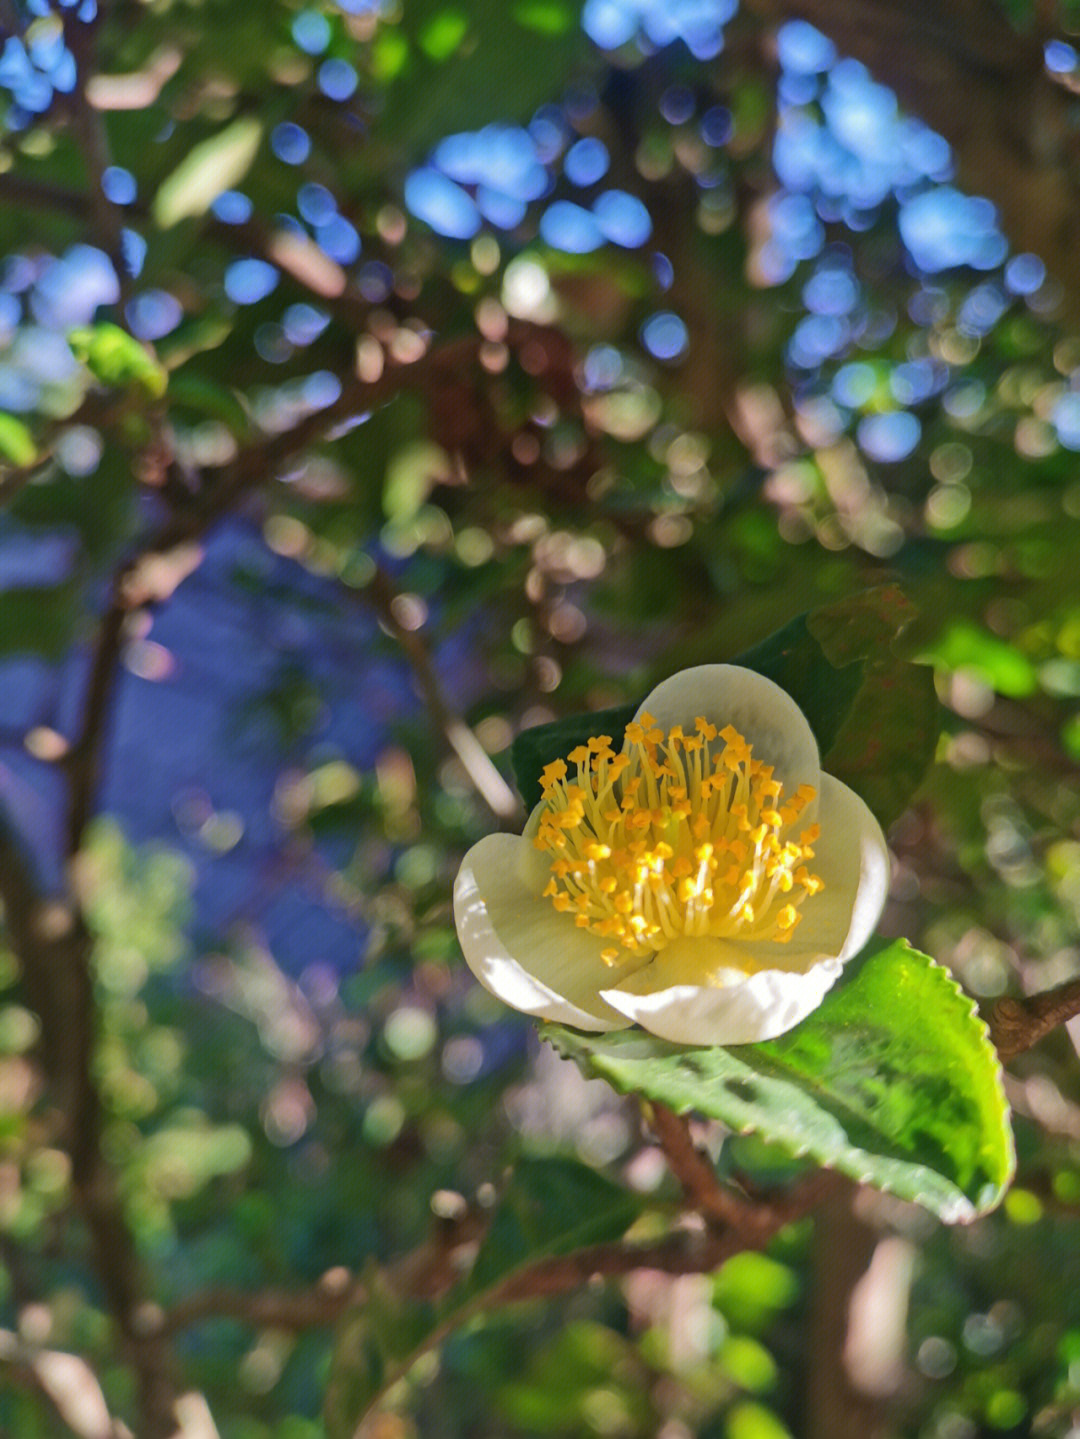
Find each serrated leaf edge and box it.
[542,943,1015,1222]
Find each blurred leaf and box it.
[379,0,594,156]
[166,372,251,437]
[68,324,168,399]
[545,939,1015,1224]
[151,116,264,228]
[0,414,37,468]
[809,586,941,829]
[511,586,938,825]
[325,1158,642,1437]
[0,585,77,658]
[921,619,1038,698]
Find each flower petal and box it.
[600,952,843,1045]
[633,665,820,790]
[454,833,640,1031]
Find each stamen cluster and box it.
[534,713,824,964]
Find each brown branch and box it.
[648,1102,766,1233]
[65,602,128,857]
[163,1280,360,1336]
[985,976,1080,1061]
[0,826,179,1436]
[164,1167,833,1341]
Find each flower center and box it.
[533,713,824,964]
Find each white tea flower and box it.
[454,666,890,1045]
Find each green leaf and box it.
[68,324,168,399]
[544,940,1015,1224]
[0,585,78,659]
[921,618,1038,698]
[510,585,939,826]
[325,1158,641,1437]
[378,0,594,158]
[729,610,865,757]
[0,414,38,468]
[810,586,941,830]
[511,699,638,811]
[151,116,263,228]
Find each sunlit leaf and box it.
[68,324,168,398]
[545,939,1015,1224]
[152,117,264,228]
[0,414,37,468]
[922,619,1038,698]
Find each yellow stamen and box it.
[534,717,825,954]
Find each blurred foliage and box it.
[2,0,1080,1436]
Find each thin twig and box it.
[363,566,521,822]
[648,1102,763,1232]
[164,1167,832,1339]
[986,976,1080,1061]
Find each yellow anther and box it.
[776,904,799,931]
[535,720,825,955]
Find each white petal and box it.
[633,665,820,791]
[454,833,639,1031]
[601,955,843,1045]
